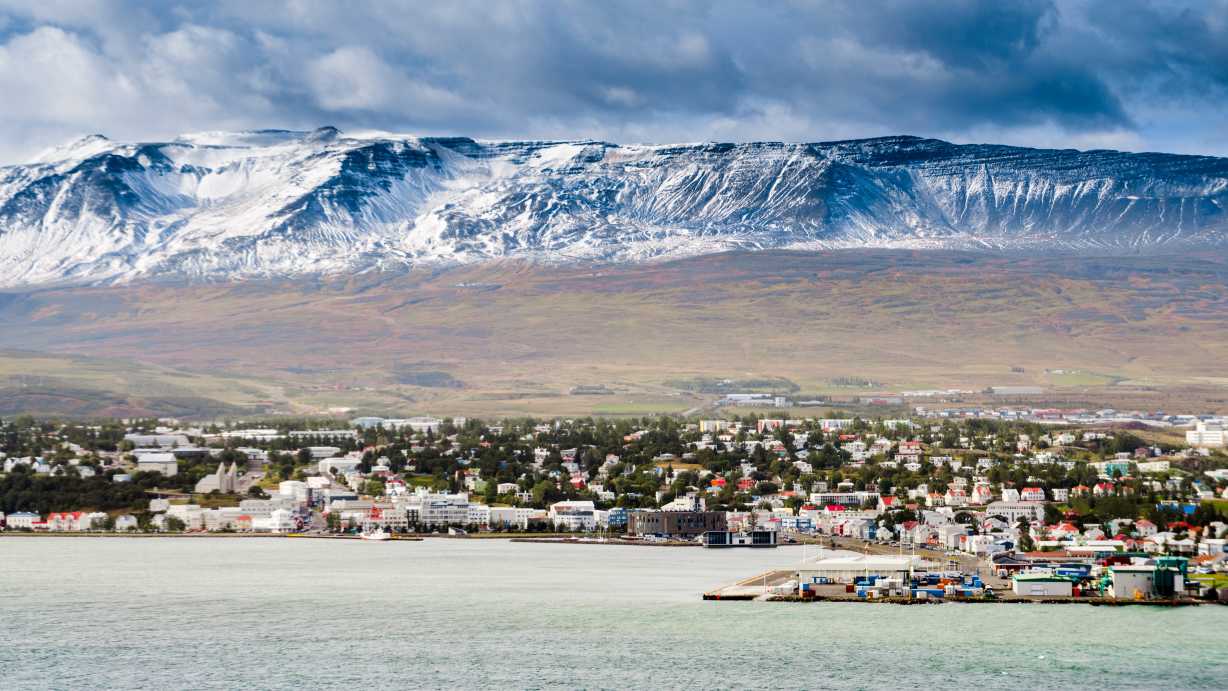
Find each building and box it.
[318,457,362,475]
[1011,573,1073,597]
[984,501,1045,524]
[402,489,470,528]
[124,433,191,448]
[548,500,597,531]
[253,509,295,533]
[1108,565,1156,599]
[796,554,924,585]
[488,507,542,530]
[602,507,629,530]
[628,510,726,538]
[1187,421,1227,448]
[195,462,239,494]
[991,386,1044,396]
[1019,487,1046,502]
[5,512,41,530]
[135,452,179,476]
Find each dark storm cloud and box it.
[0,0,1224,161]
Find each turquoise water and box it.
[1,538,1225,689]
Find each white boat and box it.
[361,528,391,541]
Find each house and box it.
[47,511,86,531]
[1050,522,1081,540]
[970,484,994,505]
[1020,487,1046,502]
[4,512,41,530]
[944,488,968,507]
[1133,519,1158,537]
[1051,488,1070,502]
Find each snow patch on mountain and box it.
[1,130,1227,286]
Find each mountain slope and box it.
[2,129,1227,286]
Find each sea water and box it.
[1,538,1225,689]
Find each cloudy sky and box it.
[0,0,1226,163]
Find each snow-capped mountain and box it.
[2,127,1227,286]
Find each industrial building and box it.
[628,510,726,538]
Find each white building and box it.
[796,553,925,585]
[195,462,239,493]
[253,509,295,533]
[124,433,191,448]
[548,500,597,531]
[401,488,470,527]
[4,512,40,529]
[984,501,1045,524]
[135,453,179,476]
[489,507,541,530]
[1012,574,1073,597]
[1187,421,1227,448]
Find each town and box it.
[2,410,1227,603]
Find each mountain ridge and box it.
[2,128,1226,287]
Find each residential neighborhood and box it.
[2,411,1227,602]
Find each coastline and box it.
[0,531,423,541]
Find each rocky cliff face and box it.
[2,129,1225,286]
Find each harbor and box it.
[704,548,1225,605]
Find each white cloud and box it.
[307,46,461,116]
[0,2,1225,161]
[0,27,130,124]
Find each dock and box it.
[703,569,796,600]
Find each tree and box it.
[1043,503,1062,524]
[165,516,186,532]
[1016,518,1035,552]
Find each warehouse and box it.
[1011,573,1074,597]
[796,554,925,585]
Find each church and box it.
[195,462,239,494]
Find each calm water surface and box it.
[1,537,1225,690]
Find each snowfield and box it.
[1,128,1226,286]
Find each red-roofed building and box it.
[1134,519,1157,537]
[47,511,85,531]
[1020,487,1046,502]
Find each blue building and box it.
[605,507,628,529]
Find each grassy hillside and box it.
[1,250,1226,418]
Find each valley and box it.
[1,249,1225,418]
